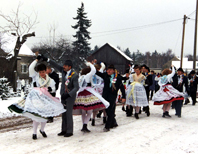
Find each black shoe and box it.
[139,109,142,114]
[91,119,95,126]
[110,123,118,128]
[178,115,181,118]
[147,110,150,116]
[81,124,91,133]
[122,106,126,111]
[64,133,73,137]
[40,130,47,138]
[103,117,107,124]
[97,111,102,118]
[57,131,66,136]
[165,111,171,117]
[162,113,165,118]
[32,134,37,140]
[135,113,139,119]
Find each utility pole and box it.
[180,15,187,68]
[193,0,198,70]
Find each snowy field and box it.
[0,97,198,154]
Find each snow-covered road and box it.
[0,101,198,154]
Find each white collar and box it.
[67,69,71,76]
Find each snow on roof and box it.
[107,43,133,61]
[0,33,34,56]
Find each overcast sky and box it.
[0,0,197,56]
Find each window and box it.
[21,64,28,73]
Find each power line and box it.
[92,18,183,37]
[188,10,196,17]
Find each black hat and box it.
[64,60,73,67]
[125,68,129,73]
[190,70,196,75]
[107,64,115,70]
[141,64,147,68]
[177,68,184,73]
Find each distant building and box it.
[172,57,198,73]
[88,43,133,74]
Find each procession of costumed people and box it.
[7,53,198,140]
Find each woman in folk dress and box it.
[152,65,184,117]
[73,62,109,132]
[126,65,148,119]
[9,59,66,140]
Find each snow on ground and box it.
[0,97,21,118]
[0,99,198,154]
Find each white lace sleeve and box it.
[167,66,175,82]
[84,62,96,83]
[129,74,134,83]
[49,78,56,93]
[29,60,38,82]
[99,62,105,73]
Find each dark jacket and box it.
[49,70,59,91]
[49,60,79,98]
[188,75,198,92]
[172,74,189,94]
[96,71,126,100]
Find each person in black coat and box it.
[46,65,60,123]
[141,64,152,116]
[96,64,126,132]
[172,68,189,117]
[188,70,198,105]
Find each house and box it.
[162,57,180,70]
[172,57,198,73]
[88,43,133,74]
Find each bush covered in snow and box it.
[0,77,10,100]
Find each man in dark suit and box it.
[141,64,152,116]
[188,70,198,105]
[46,65,60,123]
[96,64,126,132]
[39,55,79,137]
[172,68,189,117]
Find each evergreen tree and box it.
[124,48,131,58]
[71,2,92,71]
[0,77,10,100]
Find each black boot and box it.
[145,106,150,116]
[135,113,139,119]
[103,117,107,124]
[32,134,37,140]
[40,130,47,138]
[81,124,91,133]
[165,111,171,117]
[126,106,132,117]
[162,112,165,117]
[97,111,102,118]
[91,119,95,126]
[122,106,126,111]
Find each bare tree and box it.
[0,3,38,90]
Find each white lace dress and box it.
[126,73,148,107]
[23,60,66,122]
[152,67,184,105]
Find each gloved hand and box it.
[61,93,70,100]
[36,54,48,61]
[36,54,42,60]
[48,87,52,92]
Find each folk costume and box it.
[9,60,66,139]
[152,67,184,105]
[48,59,79,137]
[96,65,126,131]
[91,62,107,126]
[73,62,109,132]
[172,68,189,117]
[152,67,184,117]
[126,73,148,119]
